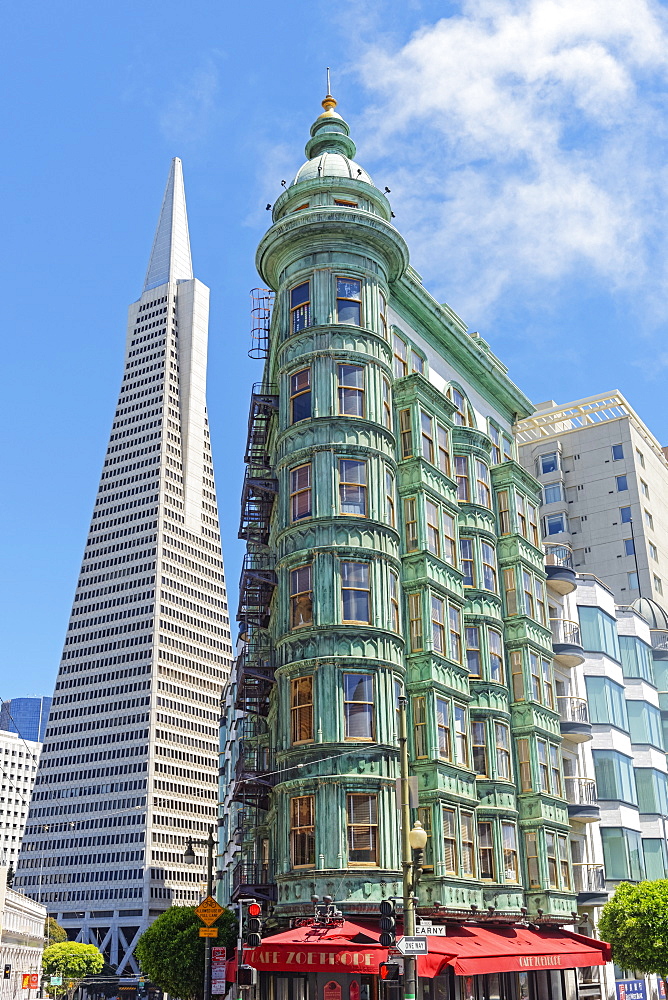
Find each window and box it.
[341,562,370,623]
[436,697,451,760]
[543,484,563,504]
[628,571,639,590]
[481,543,497,592]
[542,659,555,709]
[417,806,433,867]
[650,542,658,561]
[450,606,462,662]
[516,494,527,537]
[389,570,399,632]
[290,368,311,423]
[426,501,440,557]
[546,832,558,888]
[412,351,424,375]
[478,822,495,879]
[442,808,457,873]
[382,378,392,429]
[503,435,514,462]
[511,651,524,700]
[585,677,628,729]
[291,795,315,867]
[449,387,467,426]
[336,277,361,325]
[504,568,517,616]
[619,635,654,682]
[545,512,567,535]
[550,744,562,795]
[335,198,358,207]
[502,824,519,881]
[421,412,434,463]
[489,630,503,682]
[347,794,377,865]
[593,750,637,804]
[497,490,510,534]
[460,539,475,587]
[645,509,654,529]
[404,498,418,551]
[641,480,650,498]
[476,462,491,507]
[537,739,549,791]
[523,571,534,618]
[636,448,645,468]
[437,426,450,476]
[495,723,511,780]
[344,674,374,740]
[431,596,445,654]
[616,475,628,492]
[290,565,313,628]
[558,835,570,889]
[489,424,501,465]
[290,464,312,521]
[635,769,668,815]
[620,505,632,523]
[290,281,310,333]
[454,704,468,764]
[624,538,635,556]
[455,455,469,501]
[386,468,395,528]
[461,812,476,877]
[538,452,558,474]
[643,839,668,880]
[525,832,540,887]
[408,593,423,651]
[339,459,367,516]
[579,606,621,659]
[535,578,546,625]
[528,504,539,546]
[627,700,664,749]
[601,828,644,882]
[466,626,481,676]
[379,292,388,339]
[442,512,456,565]
[413,696,428,758]
[291,676,313,744]
[472,721,487,775]
[393,334,408,378]
[399,409,413,458]
[337,364,364,416]
[612,444,624,460]
[517,738,531,791]
[655,575,663,595]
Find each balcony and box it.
[650,630,668,661]
[239,467,278,545]
[550,618,585,667]
[557,696,593,743]
[232,859,277,902]
[232,743,276,813]
[244,382,278,466]
[573,863,608,906]
[237,550,277,631]
[565,777,600,823]
[544,544,577,595]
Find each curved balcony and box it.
[544,544,577,595]
[232,859,277,903]
[558,696,593,743]
[550,618,585,667]
[651,630,668,661]
[573,863,608,906]
[565,777,600,823]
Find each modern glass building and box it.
[0,698,52,743]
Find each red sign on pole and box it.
[30,975,39,989]
[324,982,342,1000]
[21,975,31,990]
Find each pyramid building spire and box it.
[143,157,193,292]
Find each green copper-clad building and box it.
[220,90,610,1000]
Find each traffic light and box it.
[3,966,10,980]
[237,966,257,988]
[245,901,262,948]
[379,963,401,982]
[379,900,396,947]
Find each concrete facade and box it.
[0,732,41,871]
[0,868,46,1000]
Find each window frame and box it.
[336,276,362,326]
[290,564,313,629]
[291,675,314,745]
[341,560,371,624]
[343,673,374,741]
[290,280,311,334]
[290,367,311,424]
[338,457,368,517]
[291,794,316,868]
[337,363,365,418]
[290,463,312,522]
[346,793,378,866]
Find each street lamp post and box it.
[398,698,428,1000]
[184,826,216,1000]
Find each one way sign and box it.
[396,936,428,955]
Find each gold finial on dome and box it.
[322,66,337,112]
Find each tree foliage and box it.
[45,918,68,945]
[598,880,668,980]
[135,905,237,1000]
[42,942,105,979]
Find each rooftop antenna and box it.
[326,67,331,96]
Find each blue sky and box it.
[2,0,668,700]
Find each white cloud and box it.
[159,60,219,145]
[355,0,668,321]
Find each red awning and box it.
[244,921,388,974]
[416,925,611,978]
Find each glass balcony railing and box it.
[565,776,598,806]
[572,863,606,894]
[557,696,589,724]
[544,544,574,569]
[550,618,582,646]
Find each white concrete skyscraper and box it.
[14,159,232,973]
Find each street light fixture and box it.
[182,828,216,1000]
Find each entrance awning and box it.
[244,920,387,974]
[416,925,611,978]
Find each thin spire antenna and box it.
[326,67,331,96]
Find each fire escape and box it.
[233,320,279,899]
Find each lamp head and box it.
[183,838,196,865]
[408,821,428,851]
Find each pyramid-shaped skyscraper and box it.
[15,159,232,973]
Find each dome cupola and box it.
[291,81,374,187]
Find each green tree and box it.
[135,905,237,1000]
[42,942,104,999]
[598,880,668,988]
[45,918,68,945]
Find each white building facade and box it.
[0,733,41,871]
[14,159,232,973]
[0,869,46,1000]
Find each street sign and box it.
[396,936,428,955]
[50,978,63,986]
[199,927,219,938]
[195,896,224,926]
[417,924,447,936]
